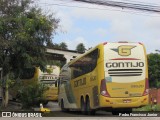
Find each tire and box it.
[122,108,132,114]
[86,97,95,115]
[112,109,120,115]
[60,99,65,111]
[81,97,87,115]
[60,99,68,112]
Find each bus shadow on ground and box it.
[59,110,114,117]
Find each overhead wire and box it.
[120,0,160,6]
[73,0,160,13]
[38,1,160,17]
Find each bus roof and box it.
[67,41,144,66]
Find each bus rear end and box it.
[100,42,149,110]
[39,65,60,102]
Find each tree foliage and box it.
[0,0,59,78]
[59,42,68,50]
[0,0,59,107]
[76,43,86,53]
[148,53,160,88]
[47,42,68,50]
[18,83,48,109]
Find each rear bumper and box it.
[99,95,149,108]
[45,94,58,101]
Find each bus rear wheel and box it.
[60,99,66,112]
[122,108,132,113]
[86,98,95,115]
[112,109,119,115]
[81,98,87,115]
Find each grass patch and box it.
[133,104,160,111]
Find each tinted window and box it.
[70,49,99,79]
[20,67,36,79]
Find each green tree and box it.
[53,43,60,49]
[76,43,86,53]
[59,42,68,50]
[148,53,160,88]
[18,83,48,109]
[47,42,68,50]
[0,0,59,107]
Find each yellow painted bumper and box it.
[100,95,149,108]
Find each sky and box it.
[35,0,160,53]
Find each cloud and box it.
[36,0,73,33]
[56,11,73,32]
[94,28,108,37]
[144,17,160,38]
[70,4,160,53]
[37,0,160,53]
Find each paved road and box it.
[35,101,114,117]
[1,101,159,120]
[33,102,160,119]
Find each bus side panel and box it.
[58,66,78,109]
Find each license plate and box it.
[123,99,131,103]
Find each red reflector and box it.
[106,99,110,102]
[141,98,147,103]
[100,79,110,97]
[142,78,149,96]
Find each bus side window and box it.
[97,49,100,58]
[69,48,99,79]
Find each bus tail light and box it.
[142,78,149,96]
[100,79,110,97]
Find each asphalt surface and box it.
[1,101,159,119]
[33,101,114,117]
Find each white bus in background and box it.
[39,65,60,103]
[9,65,60,104]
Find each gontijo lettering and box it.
[106,62,144,68]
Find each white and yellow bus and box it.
[58,42,149,115]
[39,65,60,103]
[10,65,60,104]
